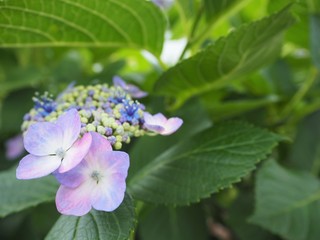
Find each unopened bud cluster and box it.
[22,84,146,149]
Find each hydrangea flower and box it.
[144,112,183,135]
[55,132,129,216]
[16,109,92,179]
[22,83,146,150]
[113,76,148,99]
[5,134,24,160]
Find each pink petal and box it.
[144,112,165,125]
[5,135,25,160]
[143,112,166,133]
[58,133,92,173]
[85,132,112,163]
[53,160,86,188]
[24,122,63,156]
[56,183,92,216]
[162,117,183,135]
[144,112,183,135]
[91,173,126,212]
[55,109,81,150]
[16,154,61,179]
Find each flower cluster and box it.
[16,77,183,216]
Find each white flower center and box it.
[55,148,66,159]
[91,170,102,184]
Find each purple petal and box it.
[55,109,81,149]
[99,151,130,175]
[24,122,63,156]
[16,154,61,179]
[91,151,129,211]
[58,133,92,173]
[91,173,126,212]
[113,76,147,99]
[161,117,183,135]
[5,135,25,160]
[113,76,127,89]
[126,84,148,98]
[55,183,92,216]
[85,132,112,162]
[53,160,87,188]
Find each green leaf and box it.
[288,111,320,173]
[45,194,135,240]
[139,204,208,240]
[250,160,320,240]
[0,167,58,218]
[155,6,295,109]
[0,0,165,55]
[205,96,279,121]
[204,0,237,22]
[227,192,272,240]
[310,14,320,70]
[128,122,281,205]
[128,100,212,181]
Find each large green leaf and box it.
[45,195,135,240]
[250,160,320,240]
[155,6,295,108]
[128,100,212,181]
[139,204,208,240]
[0,167,58,217]
[0,0,165,55]
[128,122,281,205]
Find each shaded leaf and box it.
[128,122,281,205]
[288,110,320,173]
[139,204,208,240]
[227,191,273,240]
[250,160,320,240]
[45,195,135,240]
[155,6,295,108]
[204,0,237,22]
[310,14,320,70]
[0,0,165,55]
[0,167,58,218]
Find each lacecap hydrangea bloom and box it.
[16,77,183,216]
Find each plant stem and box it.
[179,4,205,60]
[280,68,318,119]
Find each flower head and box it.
[55,132,129,216]
[113,76,148,99]
[144,112,183,135]
[16,109,92,179]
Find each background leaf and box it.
[288,110,320,173]
[155,6,295,108]
[0,0,165,55]
[139,204,208,240]
[0,167,58,218]
[310,14,320,70]
[128,122,281,205]
[250,160,320,240]
[45,194,135,240]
